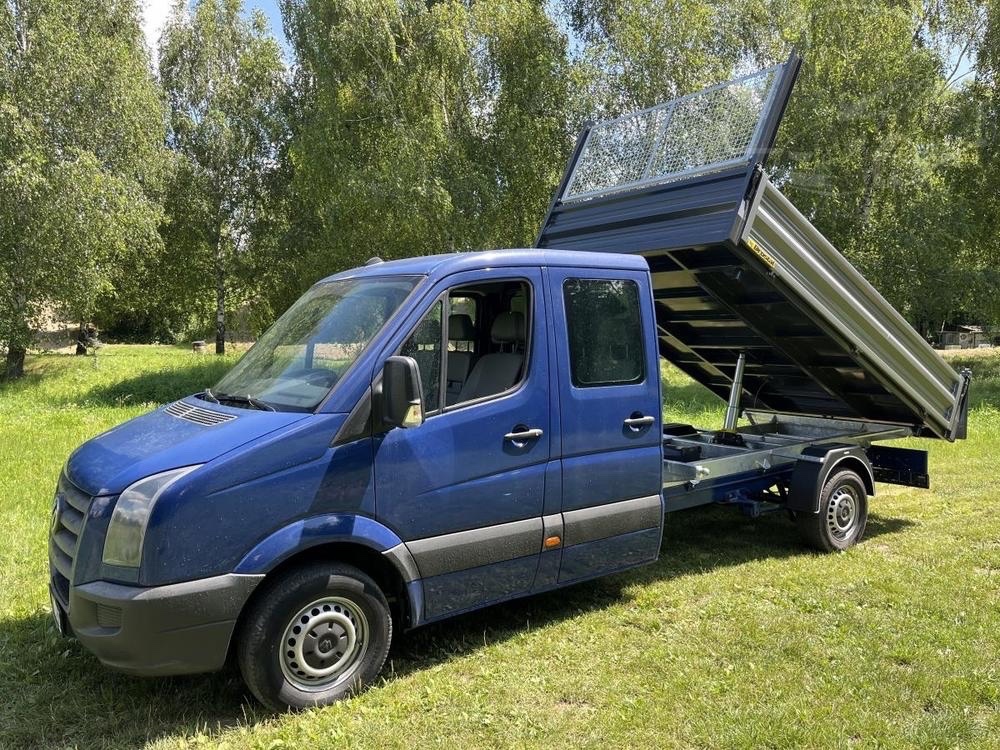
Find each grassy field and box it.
[0,345,998,749]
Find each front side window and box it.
[213,276,419,411]
[398,280,531,414]
[400,300,444,413]
[564,278,644,387]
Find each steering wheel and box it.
[283,367,339,387]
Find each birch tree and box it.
[159,0,288,354]
[276,0,570,310]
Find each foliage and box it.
[275,0,570,309]
[158,0,289,353]
[560,0,794,118]
[0,0,166,377]
[559,0,996,336]
[773,0,989,335]
[4,0,1000,370]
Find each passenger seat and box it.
[456,311,525,403]
[446,314,475,404]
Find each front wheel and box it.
[796,469,869,552]
[237,562,392,711]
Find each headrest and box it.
[491,311,525,344]
[448,313,475,341]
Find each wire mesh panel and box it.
[564,66,780,201]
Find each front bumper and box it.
[55,573,264,676]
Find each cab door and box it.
[547,268,664,583]
[373,268,551,621]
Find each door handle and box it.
[623,414,655,430]
[504,427,544,442]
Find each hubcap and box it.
[279,596,368,691]
[827,484,860,541]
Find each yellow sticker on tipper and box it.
[745,237,777,270]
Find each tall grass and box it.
[0,345,997,749]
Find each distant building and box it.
[937,324,991,350]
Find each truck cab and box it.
[51,250,667,710]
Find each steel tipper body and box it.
[536,52,968,535]
[49,53,968,711]
[537,51,969,445]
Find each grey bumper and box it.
[66,573,264,676]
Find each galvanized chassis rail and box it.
[662,411,913,493]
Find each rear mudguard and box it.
[787,444,874,514]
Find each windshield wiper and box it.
[215,392,276,412]
[198,388,220,404]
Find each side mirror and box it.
[382,356,424,429]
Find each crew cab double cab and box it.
[49,54,970,710]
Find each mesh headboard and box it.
[562,57,798,203]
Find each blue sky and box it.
[141,0,288,60]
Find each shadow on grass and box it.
[0,612,256,749]
[0,507,913,748]
[84,357,234,407]
[0,353,69,395]
[386,508,913,680]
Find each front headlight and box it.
[102,465,202,568]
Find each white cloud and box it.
[140,0,176,60]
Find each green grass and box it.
[1,345,998,749]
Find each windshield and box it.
[213,276,420,411]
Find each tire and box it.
[796,469,869,552]
[237,562,392,711]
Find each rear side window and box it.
[564,278,645,387]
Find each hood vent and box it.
[165,400,236,426]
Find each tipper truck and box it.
[49,52,971,710]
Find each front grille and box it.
[49,474,93,610]
[165,400,236,426]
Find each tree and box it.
[774,0,988,334]
[0,0,166,378]
[159,0,288,354]
[277,0,570,307]
[561,0,995,334]
[559,0,794,119]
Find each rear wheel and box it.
[796,469,868,552]
[237,562,392,711]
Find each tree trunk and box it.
[858,161,879,234]
[76,323,88,355]
[4,345,26,379]
[215,233,226,355]
[4,293,30,379]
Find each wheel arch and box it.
[252,541,414,623]
[787,445,874,514]
[828,455,875,496]
[231,515,422,644]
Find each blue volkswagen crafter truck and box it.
[49,54,970,710]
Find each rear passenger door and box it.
[548,268,664,583]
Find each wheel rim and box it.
[826,484,861,541]
[279,596,369,691]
